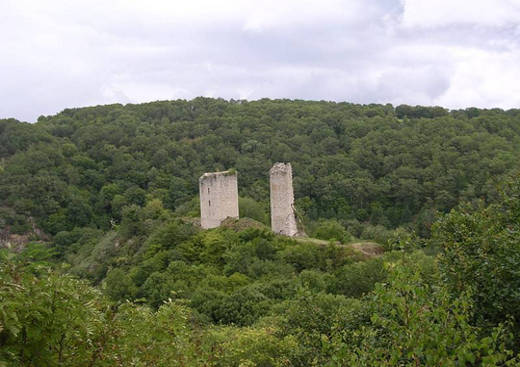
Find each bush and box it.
[279,291,359,366]
[105,268,137,301]
[331,257,387,297]
[0,257,109,366]
[203,326,297,367]
[436,176,520,327]
[239,197,268,224]
[325,256,517,366]
[312,219,351,243]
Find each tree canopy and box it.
[2,99,520,365]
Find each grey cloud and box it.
[1,0,519,122]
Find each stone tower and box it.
[270,162,299,236]
[199,170,239,229]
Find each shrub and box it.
[326,256,517,366]
[312,219,351,243]
[239,197,268,224]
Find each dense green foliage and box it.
[436,179,520,329]
[3,177,520,366]
[2,99,520,237]
[2,99,520,365]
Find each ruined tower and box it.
[199,170,239,229]
[270,162,299,236]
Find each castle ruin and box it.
[270,162,299,236]
[199,170,239,229]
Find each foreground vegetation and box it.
[2,99,520,365]
[2,179,520,366]
[3,181,520,365]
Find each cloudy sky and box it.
[1,0,520,122]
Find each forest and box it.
[1,98,520,366]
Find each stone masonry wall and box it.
[199,170,239,229]
[270,162,298,236]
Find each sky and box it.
[1,0,520,122]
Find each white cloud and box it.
[401,0,520,28]
[0,0,519,121]
[435,47,520,108]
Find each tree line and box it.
[1,99,519,239]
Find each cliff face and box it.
[0,218,48,252]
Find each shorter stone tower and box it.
[270,162,299,236]
[199,170,239,229]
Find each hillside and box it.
[2,99,520,241]
[2,99,520,365]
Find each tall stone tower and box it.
[199,170,239,229]
[270,162,299,236]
